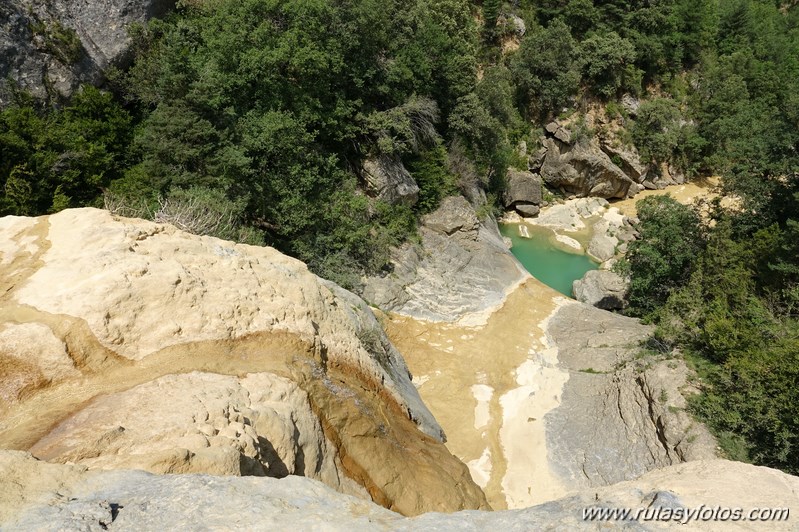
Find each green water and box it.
[500,223,599,297]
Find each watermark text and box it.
[582,505,790,524]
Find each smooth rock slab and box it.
[362,196,527,322]
[3,452,799,531]
[544,303,717,492]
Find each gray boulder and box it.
[621,94,641,115]
[422,193,479,234]
[528,144,548,171]
[0,0,175,105]
[514,203,539,217]
[545,121,572,143]
[498,13,526,37]
[502,168,542,209]
[601,143,647,182]
[540,138,636,199]
[573,270,628,310]
[587,223,619,262]
[362,156,420,206]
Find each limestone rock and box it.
[422,195,479,235]
[0,208,487,515]
[0,322,78,403]
[528,145,547,171]
[537,111,653,199]
[3,451,799,531]
[502,169,542,209]
[514,203,539,217]
[628,182,645,197]
[545,303,717,491]
[587,226,618,262]
[0,0,175,105]
[540,138,636,199]
[621,94,641,115]
[362,156,420,206]
[602,143,648,182]
[498,13,526,37]
[28,372,354,487]
[531,197,608,232]
[362,196,527,322]
[573,270,628,310]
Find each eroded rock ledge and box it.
[3,451,798,531]
[545,302,717,490]
[0,208,487,516]
[362,195,528,323]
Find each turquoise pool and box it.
[500,223,599,297]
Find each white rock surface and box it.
[6,208,438,439]
[3,451,799,531]
[0,208,488,515]
[28,372,355,490]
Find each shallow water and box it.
[500,223,598,297]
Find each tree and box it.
[620,195,704,317]
[631,98,682,165]
[482,0,502,41]
[510,19,580,119]
[0,86,131,215]
[578,31,639,97]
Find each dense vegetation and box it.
[613,2,799,475]
[1,0,799,473]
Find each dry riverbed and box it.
[384,279,571,510]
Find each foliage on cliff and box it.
[613,0,799,475]
[0,87,131,215]
[1,0,798,294]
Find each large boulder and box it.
[587,223,619,262]
[0,208,488,516]
[573,270,628,310]
[362,156,420,206]
[514,203,540,217]
[535,113,654,199]
[503,169,542,216]
[362,195,527,322]
[540,137,636,199]
[0,0,175,105]
[601,143,648,182]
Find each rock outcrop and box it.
[530,113,653,199]
[0,0,175,105]
[28,372,352,484]
[362,156,420,206]
[3,451,798,531]
[502,168,542,217]
[362,195,527,322]
[545,302,717,491]
[525,197,638,268]
[0,208,487,515]
[573,270,628,310]
[538,136,637,199]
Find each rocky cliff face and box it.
[3,451,798,531]
[528,105,690,199]
[0,208,487,515]
[545,302,717,490]
[362,195,528,323]
[0,0,174,105]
